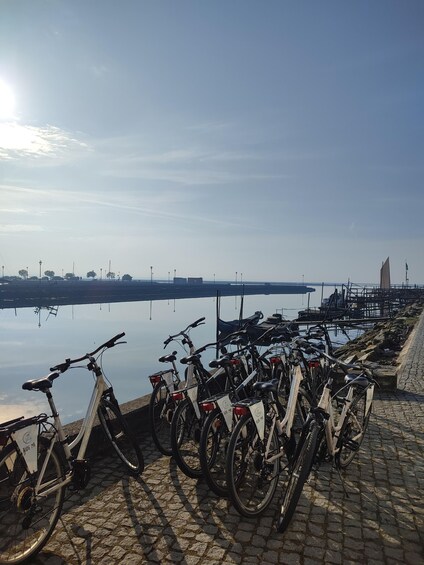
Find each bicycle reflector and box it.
[270,357,281,365]
[200,401,216,413]
[230,359,241,365]
[233,405,249,416]
[170,391,184,401]
[308,360,320,368]
[149,374,162,386]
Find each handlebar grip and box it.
[192,317,206,327]
[50,359,71,372]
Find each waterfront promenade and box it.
[35,315,424,564]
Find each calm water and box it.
[0,287,347,424]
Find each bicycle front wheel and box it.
[170,398,204,479]
[199,408,231,497]
[226,413,281,518]
[0,438,65,564]
[277,420,318,533]
[149,381,176,456]
[335,389,372,469]
[98,399,144,476]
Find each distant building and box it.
[173,277,187,284]
[173,276,203,284]
[187,277,203,284]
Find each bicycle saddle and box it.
[344,374,369,388]
[252,379,279,394]
[159,353,177,363]
[22,372,60,392]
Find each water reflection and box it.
[1,290,340,424]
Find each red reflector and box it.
[230,359,240,365]
[200,402,216,412]
[308,360,320,368]
[270,357,280,365]
[149,375,162,385]
[170,391,184,401]
[233,406,249,416]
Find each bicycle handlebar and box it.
[163,317,206,347]
[50,332,126,372]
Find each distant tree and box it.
[106,271,116,280]
[18,269,28,279]
[122,274,132,281]
[44,270,55,279]
[64,272,77,280]
[87,270,97,279]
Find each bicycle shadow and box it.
[118,456,194,564]
[33,522,93,564]
[167,454,297,558]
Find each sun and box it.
[0,78,16,120]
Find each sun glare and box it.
[0,78,16,120]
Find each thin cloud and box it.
[0,122,89,160]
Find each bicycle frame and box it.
[316,376,374,459]
[10,356,114,499]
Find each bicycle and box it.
[169,336,243,479]
[148,317,205,456]
[0,333,144,564]
[277,344,375,533]
[198,325,295,498]
[225,353,313,517]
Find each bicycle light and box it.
[149,374,162,386]
[233,405,249,416]
[200,401,216,412]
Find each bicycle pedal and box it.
[344,439,359,452]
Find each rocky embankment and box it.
[334,301,424,368]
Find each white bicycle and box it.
[0,332,144,564]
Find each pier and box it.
[0,279,314,310]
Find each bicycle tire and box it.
[277,420,318,533]
[0,437,65,564]
[98,399,144,476]
[199,408,231,497]
[149,381,176,456]
[226,413,281,517]
[335,389,372,469]
[170,397,204,479]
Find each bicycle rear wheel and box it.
[170,398,204,479]
[98,399,144,476]
[149,381,176,456]
[277,420,318,533]
[199,408,231,497]
[0,438,65,564]
[226,413,281,517]
[335,389,372,469]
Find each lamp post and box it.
[1,266,4,278]
[241,273,243,284]
[39,260,42,279]
[235,271,238,285]
[150,266,153,283]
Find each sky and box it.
[0,1,423,285]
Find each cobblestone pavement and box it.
[34,315,424,565]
